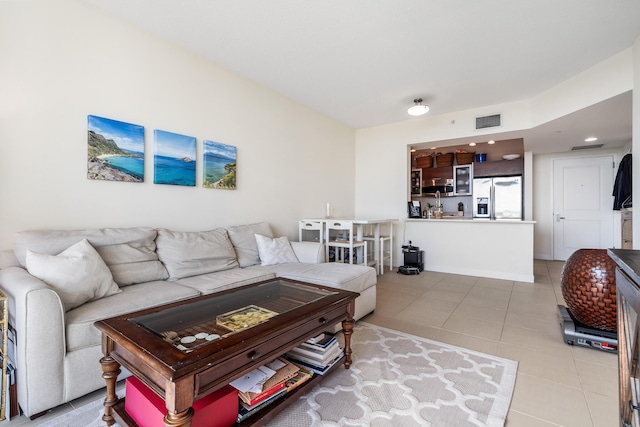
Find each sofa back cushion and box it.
[156,228,239,279]
[226,222,273,267]
[14,227,169,286]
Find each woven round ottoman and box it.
[561,249,617,332]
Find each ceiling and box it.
[83,0,640,154]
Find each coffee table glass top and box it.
[129,279,337,352]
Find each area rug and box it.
[39,322,517,427]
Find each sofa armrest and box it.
[0,266,66,416]
[291,241,325,264]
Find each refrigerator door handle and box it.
[490,185,495,219]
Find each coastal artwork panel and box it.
[87,115,144,182]
[203,140,236,190]
[153,130,196,186]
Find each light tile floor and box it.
[7,260,617,426]
[363,260,618,427]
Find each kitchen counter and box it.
[404,218,535,282]
[411,217,535,223]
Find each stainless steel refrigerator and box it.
[472,176,522,220]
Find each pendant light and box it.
[407,98,429,116]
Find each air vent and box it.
[571,144,604,151]
[475,114,502,130]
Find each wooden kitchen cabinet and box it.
[473,158,524,177]
[421,166,453,182]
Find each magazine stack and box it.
[231,357,313,423]
[285,332,343,375]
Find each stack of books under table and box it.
[232,357,314,423]
[285,332,344,375]
[231,332,343,423]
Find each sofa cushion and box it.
[65,280,200,352]
[226,222,273,267]
[14,227,169,286]
[248,262,376,294]
[254,234,299,266]
[156,228,239,279]
[175,268,276,295]
[25,239,122,312]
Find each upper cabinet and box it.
[411,138,524,180]
[453,164,473,195]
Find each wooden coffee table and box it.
[95,278,358,427]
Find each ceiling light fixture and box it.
[469,142,476,147]
[488,140,495,145]
[585,137,598,142]
[408,98,429,116]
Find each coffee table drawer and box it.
[194,305,348,397]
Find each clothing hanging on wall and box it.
[613,153,632,210]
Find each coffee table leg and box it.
[342,317,354,369]
[100,355,121,426]
[163,407,195,427]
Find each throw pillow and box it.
[25,239,122,312]
[254,234,299,266]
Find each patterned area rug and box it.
[40,322,517,427]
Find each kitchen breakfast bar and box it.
[405,218,535,283]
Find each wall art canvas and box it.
[203,140,236,190]
[87,115,144,182]
[153,130,196,186]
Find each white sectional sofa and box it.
[0,222,376,418]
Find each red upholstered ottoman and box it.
[125,376,238,427]
[561,249,617,332]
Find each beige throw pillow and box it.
[25,239,121,312]
[254,234,299,266]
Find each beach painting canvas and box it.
[87,115,144,182]
[153,130,196,186]
[203,140,236,190]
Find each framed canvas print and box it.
[203,140,236,190]
[87,115,144,182]
[153,130,196,186]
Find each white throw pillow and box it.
[254,234,299,266]
[25,239,121,312]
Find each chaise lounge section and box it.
[0,222,376,418]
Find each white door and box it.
[553,155,615,261]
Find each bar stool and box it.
[299,220,324,244]
[325,220,367,265]
[379,233,393,274]
[362,222,393,274]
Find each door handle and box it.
[555,214,566,222]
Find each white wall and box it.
[634,35,640,247]
[355,49,636,259]
[0,0,356,250]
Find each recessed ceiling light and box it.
[410,148,416,152]
[488,140,495,144]
[585,137,598,142]
[430,147,437,150]
[469,142,476,147]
